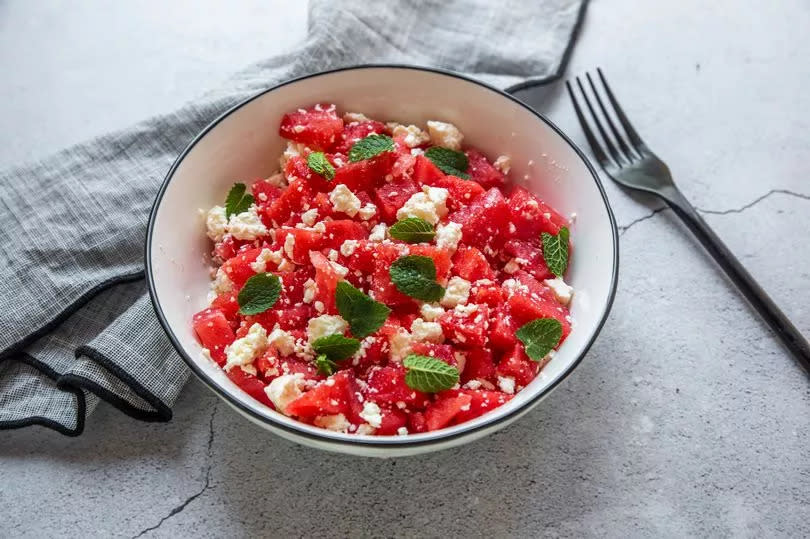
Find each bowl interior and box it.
[148,66,616,451]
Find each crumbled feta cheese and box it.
[419,303,445,322]
[369,223,387,242]
[344,111,371,123]
[454,303,478,316]
[313,413,352,432]
[440,276,471,308]
[283,234,296,260]
[228,205,268,240]
[313,221,326,233]
[263,172,287,188]
[544,277,574,305]
[388,328,414,361]
[307,314,348,343]
[329,184,362,217]
[359,401,383,428]
[410,318,444,343]
[411,148,425,156]
[330,261,349,277]
[340,240,358,257]
[358,202,377,221]
[396,186,448,225]
[224,323,268,372]
[503,258,521,274]
[397,427,409,436]
[300,208,319,226]
[435,222,463,251]
[200,348,214,364]
[213,267,234,295]
[327,249,339,262]
[250,248,283,273]
[280,141,309,169]
[356,424,376,435]
[454,351,467,373]
[303,278,317,303]
[498,375,516,394]
[389,123,430,148]
[426,120,463,150]
[206,206,228,242]
[314,301,325,313]
[464,379,483,390]
[267,326,296,356]
[493,155,512,175]
[266,373,305,414]
[277,258,295,272]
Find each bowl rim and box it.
[145,63,619,449]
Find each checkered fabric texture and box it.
[0,0,585,434]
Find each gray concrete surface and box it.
[1,0,809,537]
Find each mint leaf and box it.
[515,318,563,361]
[312,334,361,361]
[425,147,470,179]
[388,217,436,243]
[335,281,391,338]
[307,151,336,180]
[349,134,394,162]
[315,354,339,376]
[389,255,445,302]
[237,273,282,315]
[541,226,570,277]
[403,355,459,392]
[225,182,254,219]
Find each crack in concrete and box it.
[131,402,219,538]
[618,189,810,235]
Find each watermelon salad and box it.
[193,104,574,436]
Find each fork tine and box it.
[596,68,647,153]
[566,81,610,169]
[575,77,624,167]
[586,72,637,162]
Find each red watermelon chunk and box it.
[426,174,485,211]
[210,292,239,322]
[192,308,236,365]
[251,177,282,206]
[472,281,503,308]
[227,367,273,407]
[449,187,510,251]
[365,366,429,409]
[334,151,397,192]
[412,154,445,185]
[452,246,495,281]
[285,370,360,419]
[450,389,512,424]
[488,307,518,351]
[503,239,553,281]
[424,392,473,431]
[263,177,315,227]
[220,247,264,288]
[507,186,567,238]
[465,148,506,189]
[276,227,323,265]
[333,120,386,154]
[408,245,452,282]
[310,251,342,314]
[460,349,496,383]
[279,103,343,150]
[374,406,409,435]
[496,344,539,387]
[321,220,367,251]
[439,303,489,348]
[506,294,571,344]
[374,178,420,223]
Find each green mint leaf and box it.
[348,134,394,162]
[335,281,391,338]
[237,273,282,315]
[388,217,436,243]
[225,182,254,219]
[425,147,470,179]
[515,318,563,361]
[403,355,459,393]
[389,255,445,302]
[315,354,339,376]
[307,151,336,180]
[541,226,570,277]
[312,334,361,361]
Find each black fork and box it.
[567,68,810,375]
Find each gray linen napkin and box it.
[0,0,586,435]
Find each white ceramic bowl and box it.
[146,65,618,457]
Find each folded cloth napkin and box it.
[0,0,587,435]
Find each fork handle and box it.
[663,187,810,373]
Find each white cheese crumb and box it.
[280,141,309,169]
[493,155,512,175]
[313,221,326,233]
[498,375,516,395]
[267,326,296,356]
[329,184,362,217]
[300,208,319,226]
[314,300,325,313]
[205,206,228,242]
[389,123,430,148]
[213,267,234,295]
[356,424,376,435]
[307,314,348,343]
[340,239,358,257]
[435,222,463,252]
[277,258,295,272]
[419,303,445,322]
[464,379,483,390]
[263,172,287,188]
[302,278,317,304]
[397,427,409,436]
[228,205,268,241]
[250,248,282,273]
[327,249,339,262]
[369,223,387,242]
[359,401,383,428]
[388,328,414,361]
[343,111,371,123]
[410,318,444,343]
[440,276,471,308]
[330,261,349,277]
[224,323,268,372]
[283,234,296,260]
[396,186,449,225]
[358,202,377,221]
[266,373,305,414]
[544,277,574,306]
[313,413,352,432]
[426,120,463,150]
[503,258,521,274]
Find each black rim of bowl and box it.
[145,63,619,449]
